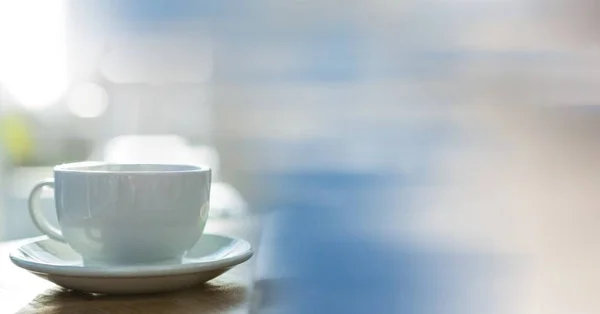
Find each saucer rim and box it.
[9,234,253,278]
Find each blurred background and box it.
[2,0,600,313]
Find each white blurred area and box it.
[65,82,109,118]
[0,0,68,110]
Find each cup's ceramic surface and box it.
[28,162,211,265]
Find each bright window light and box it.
[0,0,69,110]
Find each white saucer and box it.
[9,234,253,294]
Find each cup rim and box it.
[54,161,211,174]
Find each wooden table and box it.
[0,216,261,314]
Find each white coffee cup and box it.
[28,162,211,265]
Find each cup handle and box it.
[28,179,65,242]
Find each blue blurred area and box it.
[285,241,514,314]
[258,170,521,314]
[94,0,244,22]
